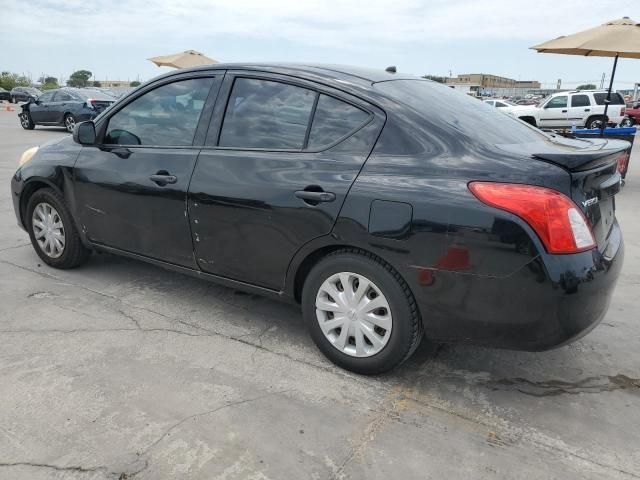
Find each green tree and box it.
[130,81,141,87]
[422,74,447,83]
[0,71,30,90]
[39,76,59,90]
[67,70,93,87]
[577,83,597,90]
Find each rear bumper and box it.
[413,221,624,351]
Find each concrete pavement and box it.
[0,105,639,479]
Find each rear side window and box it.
[571,94,590,107]
[219,78,316,149]
[55,91,74,101]
[593,92,624,105]
[545,96,567,108]
[104,77,214,146]
[307,95,369,149]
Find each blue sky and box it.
[2,0,638,89]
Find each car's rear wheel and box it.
[586,115,606,129]
[64,114,76,133]
[26,188,89,269]
[20,112,35,130]
[302,249,423,374]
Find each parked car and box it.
[0,87,11,102]
[621,101,640,126]
[10,86,42,103]
[483,99,517,109]
[18,88,115,132]
[11,64,625,374]
[510,90,626,129]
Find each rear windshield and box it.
[593,92,624,105]
[374,79,546,145]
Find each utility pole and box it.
[600,72,606,89]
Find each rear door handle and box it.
[295,190,336,203]
[150,173,177,185]
[585,109,590,112]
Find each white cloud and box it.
[2,0,629,48]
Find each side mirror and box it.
[73,121,97,145]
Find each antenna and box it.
[385,66,397,73]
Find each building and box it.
[95,80,132,88]
[445,73,541,97]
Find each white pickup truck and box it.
[504,90,626,129]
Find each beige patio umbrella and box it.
[531,17,640,132]
[148,50,217,69]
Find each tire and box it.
[586,116,606,129]
[25,188,89,269]
[302,249,423,374]
[621,117,635,127]
[20,112,35,130]
[519,116,537,127]
[64,113,76,133]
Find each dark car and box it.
[0,87,11,102]
[19,88,115,132]
[10,86,42,103]
[10,64,625,374]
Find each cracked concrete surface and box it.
[1,110,639,479]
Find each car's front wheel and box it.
[302,249,423,374]
[64,113,76,133]
[26,188,89,269]
[19,112,35,130]
[621,117,636,127]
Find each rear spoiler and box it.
[533,139,629,172]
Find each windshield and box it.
[375,79,547,145]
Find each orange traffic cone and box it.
[4,102,14,112]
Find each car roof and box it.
[147,62,421,87]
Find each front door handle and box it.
[561,109,568,113]
[150,172,177,186]
[295,190,336,204]
[585,108,590,112]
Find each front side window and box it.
[571,94,590,107]
[307,94,369,149]
[38,91,55,103]
[545,96,567,109]
[219,78,316,149]
[105,77,214,146]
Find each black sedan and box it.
[10,86,42,103]
[10,64,625,374]
[19,88,115,132]
[0,87,11,102]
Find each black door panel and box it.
[74,147,200,267]
[190,103,385,289]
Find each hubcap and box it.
[65,116,75,132]
[20,114,30,128]
[32,203,65,259]
[315,272,392,357]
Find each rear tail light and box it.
[617,151,630,174]
[621,107,626,116]
[468,182,596,254]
